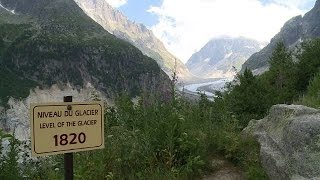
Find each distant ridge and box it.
[74,0,194,81]
[241,0,320,74]
[186,37,263,78]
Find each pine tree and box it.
[225,68,269,128]
[265,42,297,104]
[301,73,320,108]
[296,39,320,92]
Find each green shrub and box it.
[0,78,267,179]
[0,131,21,180]
[300,73,320,108]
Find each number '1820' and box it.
[53,133,86,146]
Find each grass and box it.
[0,87,267,179]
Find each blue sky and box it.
[110,0,317,62]
[118,0,316,27]
[119,0,162,27]
[260,0,316,10]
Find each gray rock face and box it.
[241,0,320,73]
[74,0,193,81]
[186,37,263,78]
[244,104,320,179]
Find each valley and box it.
[1,0,320,179]
[180,78,232,98]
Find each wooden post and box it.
[64,96,73,180]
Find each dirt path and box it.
[203,157,245,180]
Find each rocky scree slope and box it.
[0,0,170,104]
[241,0,320,74]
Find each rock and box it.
[243,104,320,179]
[1,83,109,140]
[186,37,264,78]
[74,0,194,81]
[241,0,320,73]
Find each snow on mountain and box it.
[0,2,15,14]
[186,37,263,78]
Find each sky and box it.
[107,0,317,63]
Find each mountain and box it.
[74,0,193,81]
[186,37,263,78]
[0,0,169,104]
[241,0,320,74]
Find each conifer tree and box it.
[296,39,320,92]
[265,42,297,104]
[226,68,269,127]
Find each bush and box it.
[0,130,21,180]
[0,78,267,179]
[300,73,320,108]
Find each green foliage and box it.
[0,129,12,172]
[214,39,320,179]
[225,69,270,127]
[0,83,268,180]
[0,130,62,179]
[9,37,320,180]
[0,72,266,179]
[21,151,63,180]
[296,39,320,92]
[0,23,38,105]
[222,42,308,129]
[0,67,37,106]
[300,73,320,108]
[196,93,267,179]
[3,31,320,180]
[0,0,168,101]
[265,42,298,104]
[0,131,21,180]
[7,3,320,179]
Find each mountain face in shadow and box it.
[74,0,194,81]
[0,0,169,103]
[241,0,320,74]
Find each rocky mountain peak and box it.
[241,1,320,74]
[74,0,193,81]
[315,0,320,8]
[272,15,303,46]
[186,37,263,78]
[282,15,302,28]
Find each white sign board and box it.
[30,102,104,156]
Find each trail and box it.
[203,157,245,180]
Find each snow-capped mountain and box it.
[186,37,264,78]
[0,2,15,14]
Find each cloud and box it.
[148,0,315,62]
[105,0,127,8]
[269,0,315,10]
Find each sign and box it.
[30,102,104,156]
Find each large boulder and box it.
[244,104,320,180]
